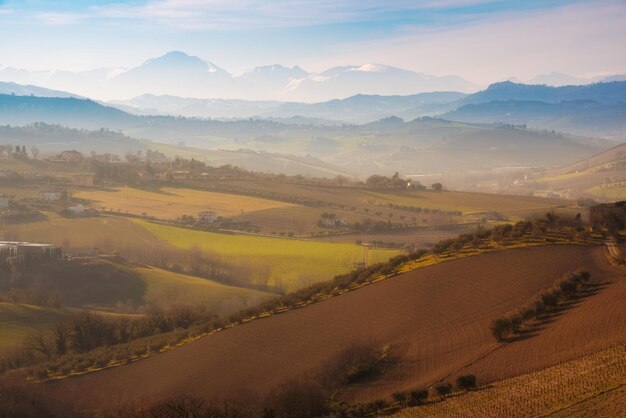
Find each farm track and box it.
[40,245,625,412]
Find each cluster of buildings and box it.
[0,241,62,265]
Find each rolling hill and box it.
[39,244,625,411]
[445,81,626,137]
[523,142,626,200]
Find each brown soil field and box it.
[39,245,624,412]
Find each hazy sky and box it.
[0,0,625,84]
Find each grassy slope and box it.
[128,264,273,314]
[74,186,294,219]
[0,303,67,352]
[393,344,626,418]
[134,220,399,291]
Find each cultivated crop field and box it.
[394,344,626,418]
[134,220,399,290]
[40,245,624,410]
[74,186,294,219]
[364,190,562,216]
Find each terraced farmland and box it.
[41,245,624,411]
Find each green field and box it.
[0,302,67,353]
[134,220,399,291]
[127,264,273,313]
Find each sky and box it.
[0,0,625,85]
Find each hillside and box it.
[444,100,626,138]
[393,344,625,418]
[40,245,624,410]
[444,81,626,137]
[0,303,67,353]
[523,142,626,200]
[0,96,609,178]
[134,220,398,291]
[457,81,626,105]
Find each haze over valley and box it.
[1,1,625,417]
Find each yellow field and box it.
[365,190,561,216]
[134,220,399,291]
[74,187,294,219]
[393,345,626,418]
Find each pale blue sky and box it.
[0,0,624,82]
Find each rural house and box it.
[39,189,67,202]
[0,241,62,265]
[66,204,85,216]
[198,211,218,224]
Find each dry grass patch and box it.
[74,186,294,219]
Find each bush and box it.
[434,382,452,397]
[407,388,428,406]
[392,391,406,403]
[456,374,477,390]
[490,317,513,341]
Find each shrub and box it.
[490,317,513,341]
[392,391,407,403]
[434,382,452,397]
[407,389,429,406]
[456,374,477,390]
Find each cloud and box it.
[37,12,87,25]
[38,0,500,30]
[0,7,12,15]
[313,0,626,84]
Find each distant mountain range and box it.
[0,92,610,179]
[111,91,466,124]
[512,72,626,87]
[0,81,83,98]
[443,81,626,138]
[2,80,626,139]
[0,51,478,102]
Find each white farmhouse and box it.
[198,211,218,224]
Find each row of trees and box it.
[490,270,591,341]
[2,306,215,374]
[0,144,39,159]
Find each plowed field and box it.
[42,245,625,412]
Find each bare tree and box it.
[31,146,40,160]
